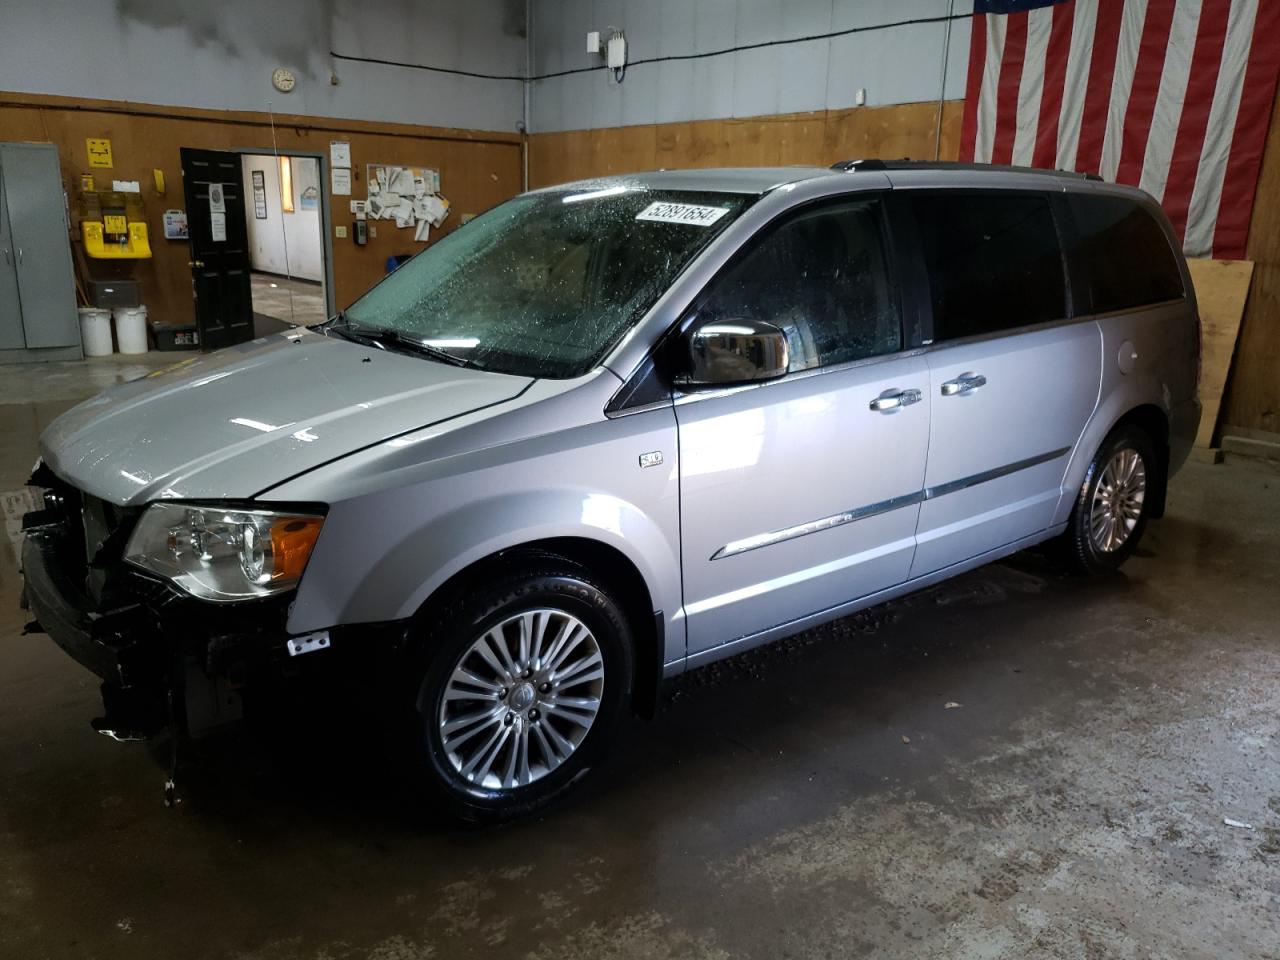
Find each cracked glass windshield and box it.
[339,186,752,378]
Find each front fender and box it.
[281,406,683,663]
[358,489,677,628]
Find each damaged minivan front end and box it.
[19,461,357,742]
[18,326,537,745]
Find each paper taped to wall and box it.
[363,163,448,232]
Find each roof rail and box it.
[830,159,1102,181]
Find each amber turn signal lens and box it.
[269,517,324,581]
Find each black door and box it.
[180,148,253,349]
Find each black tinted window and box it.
[914,192,1066,340]
[1067,194,1184,313]
[694,199,900,371]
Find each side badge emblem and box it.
[639,451,664,469]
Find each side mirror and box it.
[679,318,790,387]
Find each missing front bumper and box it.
[21,532,172,738]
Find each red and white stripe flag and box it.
[959,0,1280,259]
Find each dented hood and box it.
[40,330,531,506]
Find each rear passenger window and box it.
[1067,195,1184,313]
[692,198,901,372]
[914,193,1066,341]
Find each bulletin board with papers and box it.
[366,164,450,242]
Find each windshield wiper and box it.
[327,318,471,367]
[322,313,379,347]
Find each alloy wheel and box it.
[1089,447,1146,553]
[437,608,605,791]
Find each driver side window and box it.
[694,198,901,372]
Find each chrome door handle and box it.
[941,373,987,396]
[869,388,922,413]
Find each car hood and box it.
[40,330,532,506]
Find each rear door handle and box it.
[941,373,987,396]
[869,388,922,413]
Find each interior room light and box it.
[279,156,294,213]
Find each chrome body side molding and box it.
[710,446,1072,561]
[922,446,1072,501]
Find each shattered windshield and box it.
[340,186,752,379]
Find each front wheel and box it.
[409,562,633,820]
[1061,425,1158,574]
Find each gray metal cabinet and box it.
[0,143,81,362]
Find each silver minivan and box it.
[21,161,1200,818]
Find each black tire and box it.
[1061,424,1158,575]
[406,559,633,821]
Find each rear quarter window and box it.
[1066,194,1185,314]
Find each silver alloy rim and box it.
[438,608,604,791]
[1090,448,1146,553]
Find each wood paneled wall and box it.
[528,101,964,188]
[5,86,1276,433]
[1223,88,1280,436]
[0,92,523,329]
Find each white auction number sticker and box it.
[635,201,730,226]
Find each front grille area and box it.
[26,464,140,608]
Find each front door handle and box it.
[941,373,987,396]
[869,388,922,413]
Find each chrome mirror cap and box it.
[680,318,789,387]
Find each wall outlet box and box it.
[335,225,348,239]
[607,34,626,69]
[586,31,600,54]
[368,225,377,238]
[855,87,866,107]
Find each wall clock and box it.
[271,68,296,93]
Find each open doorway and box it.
[241,153,328,335]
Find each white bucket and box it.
[113,305,149,355]
[78,307,113,357]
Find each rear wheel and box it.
[1062,425,1157,574]
[408,561,633,820]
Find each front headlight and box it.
[124,502,325,601]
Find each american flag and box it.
[958,0,1280,259]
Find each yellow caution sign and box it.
[86,138,113,168]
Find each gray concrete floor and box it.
[0,373,1277,958]
[252,272,327,328]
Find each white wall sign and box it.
[329,140,351,168]
[208,182,226,213]
[210,211,227,242]
[331,167,351,196]
[162,208,188,240]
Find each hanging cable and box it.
[329,11,971,84]
[266,101,297,328]
[935,0,956,161]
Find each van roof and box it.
[542,162,1141,198]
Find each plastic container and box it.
[78,307,113,357]
[89,279,139,309]
[113,305,149,354]
[151,323,200,351]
